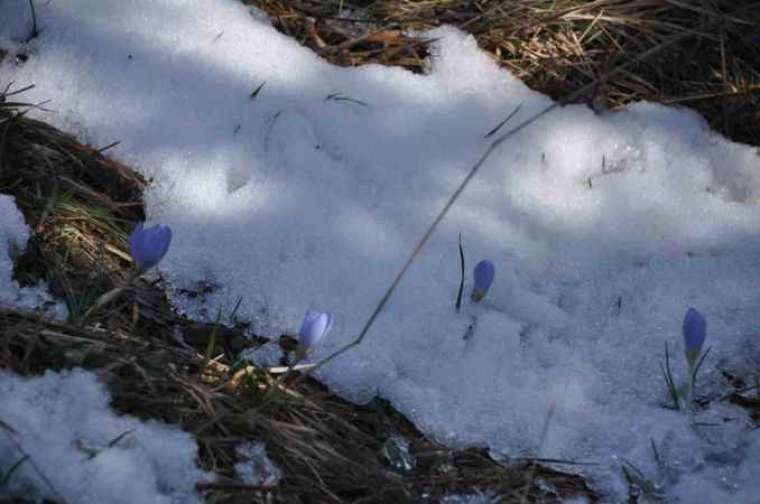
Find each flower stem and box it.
[259,350,307,407]
[80,269,140,322]
[685,367,695,411]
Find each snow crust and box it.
[0,369,208,503]
[2,1,760,500]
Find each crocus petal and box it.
[471,259,495,303]
[305,314,328,347]
[128,222,173,272]
[300,310,322,336]
[683,307,707,365]
[299,310,333,349]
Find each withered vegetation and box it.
[246,0,760,145]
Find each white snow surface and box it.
[2,1,760,501]
[0,369,208,503]
[0,194,66,315]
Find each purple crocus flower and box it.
[298,310,334,351]
[683,307,707,366]
[128,222,172,273]
[471,259,495,303]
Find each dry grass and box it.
[0,304,597,503]
[0,92,596,502]
[245,0,760,145]
[1,100,148,325]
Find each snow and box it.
[0,368,208,503]
[0,194,66,316]
[440,491,499,504]
[0,195,30,304]
[234,442,281,486]
[2,0,760,501]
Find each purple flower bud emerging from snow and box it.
[471,259,495,303]
[128,222,173,273]
[683,307,706,366]
[298,310,334,350]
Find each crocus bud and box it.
[298,310,333,354]
[128,222,172,273]
[683,307,706,367]
[470,259,495,303]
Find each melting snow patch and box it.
[234,442,281,487]
[2,1,760,500]
[0,368,208,504]
[0,194,66,317]
[440,490,499,504]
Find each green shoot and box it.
[0,455,28,488]
[659,341,681,410]
[201,307,223,373]
[455,233,465,312]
